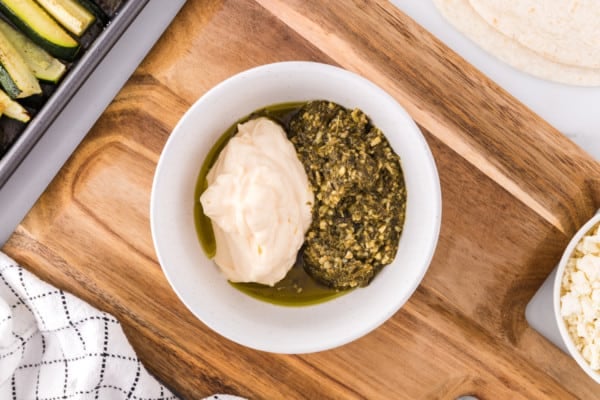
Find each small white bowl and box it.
[553,210,600,383]
[150,62,441,353]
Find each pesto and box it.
[289,101,407,289]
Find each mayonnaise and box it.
[200,117,313,286]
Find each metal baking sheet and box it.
[0,0,148,188]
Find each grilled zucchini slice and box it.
[0,19,65,83]
[0,28,41,98]
[0,0,80,61]
[37,0,95,36]
[0,88,30,122]
[76,0,107,25]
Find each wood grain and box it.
[3,0,600,398]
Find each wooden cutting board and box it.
[4,0,600,398]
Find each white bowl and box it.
[150,62,442,353]
[554,210,600,383]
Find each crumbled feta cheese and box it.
[578,254,600,282]
[592,289,600,304]
[572,270,592,296]
[560,221,600,371]
[561,292,581,317]
[577,236,600,254]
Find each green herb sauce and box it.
[193,102,348,307]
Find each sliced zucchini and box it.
[0,29,41,98]
[0,0,80,61]
[37,0,95,36]
[0,19,65,83]
[0,89,30,122]
[77,0,107,25]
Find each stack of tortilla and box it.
[433,0,600,86]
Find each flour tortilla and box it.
[469,0,600,69]
[433,0,600,86]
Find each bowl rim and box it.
[150,61,442,353]
[553,209,600,383]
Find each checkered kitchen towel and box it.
[0,252,245,400]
